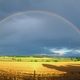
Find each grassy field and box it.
[0,56,79,62]
[0,56,80,80]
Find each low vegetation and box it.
[0,56,80,62]
[0,70,80,80]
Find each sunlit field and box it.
[0,56,80,80]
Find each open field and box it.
[0,56,80,62]
[0,61,80,73]
[0,56,80,80]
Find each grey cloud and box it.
[0,11,80,55]
[0,0,80,30]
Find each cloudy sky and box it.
[0,0,80,56]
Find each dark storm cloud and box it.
[0,0,80,56]
[0,0,80,29]
[0,11,80,55]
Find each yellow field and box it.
[0,61,80,80]
[0,61,80,75]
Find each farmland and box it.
[0,56,79,62]
[0,56,80,80]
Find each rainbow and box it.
[0,10,80,35]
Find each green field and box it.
[0,56,80,62]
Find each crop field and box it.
[0,56,80,80]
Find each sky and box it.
[0,0,80,56]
